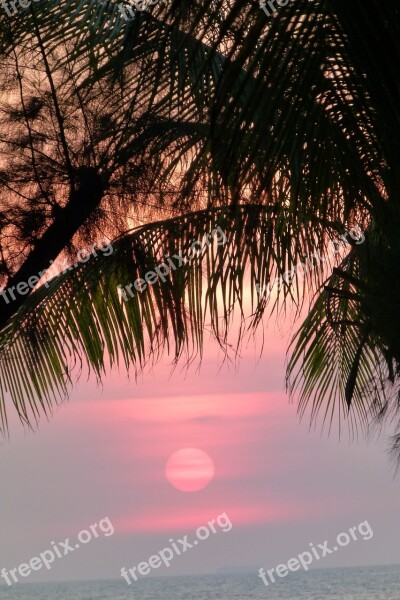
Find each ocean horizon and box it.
[1,564,400,599]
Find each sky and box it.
[1,300,400,587]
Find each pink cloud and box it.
[113,501,305,533]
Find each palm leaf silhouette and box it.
[0,0,399,451]
[0,204,337,433]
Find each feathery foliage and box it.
[0,0,399,452]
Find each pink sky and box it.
[1,299,400,582]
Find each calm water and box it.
[1,565,400,599]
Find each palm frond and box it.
[0,203,348,434]
[2,0,396,227]
[1,0,400,447]
[286,242,390,439]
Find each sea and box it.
[1,565,399,599]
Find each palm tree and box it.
[0,0,399,456]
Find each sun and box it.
[165,448,215,492]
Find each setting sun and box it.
[165,448,215,492]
